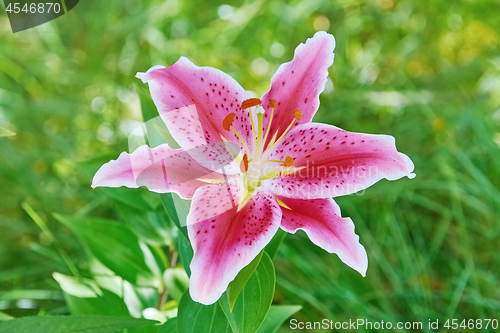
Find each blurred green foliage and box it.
[0,0,499,331]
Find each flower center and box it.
[222,98,300,198]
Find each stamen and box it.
[263,156,293,166]
[241,98,261,109]
[240,154,249,173]
[248,107,256,153]
[293,109,302,121]
[276,198,292,210]
[263,100,276,149]
[263,109,302,157]
[222,113,236,131]
[260,164,302,180]
[230,125,250,156]
[222,113,250,155]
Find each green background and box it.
[1,0,499,331]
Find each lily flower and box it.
[92,31,415,305]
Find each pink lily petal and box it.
[159,104,241,175]
[92,144,227,199]
[260,31,335,148]
[187,183,281,305]
[276,196,368,276]
[136,57,253,155]
[264,123,415,199]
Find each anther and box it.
[284,156,294,167]
[293,110,302,121]
[268,99,277,108]
[240,154,249,173]
[222,113,236,131]
[241,98,262,109]
[262,110,303,159]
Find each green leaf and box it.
[255,305,302,333]
[0,316,157,333]
[159,317,177,333]
[62,290,130,317]
[153,124,181,148]
[176,233,193,276]
[163,268,189,303]
[54,266,131,316]
[177,292,232,333]
[99,187,153,212]
[55,215,155,286]
[137,84,158,123]
[52,272,102,298]
[226,251,263,311]
[219,252,276,333]
[0,311,13,321]
[160,193,190,240]
[264,229,286,259]
[114,201,173,246]
[137,84,179,148]
[127,324,161,333]
[0,126,15,137]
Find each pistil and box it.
[255,106,265,160]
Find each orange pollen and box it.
[268,99,277,108]
[241,98,262,109]
[240,154,249,173]
[284,156,294,167]
[293,110,302,121]
[222,113,236,131]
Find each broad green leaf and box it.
[163,268,189,303]
[148,245,169,275]
[127,284,160,317]
[145,117,170,148]
[137,84,158,123]
[0,316,157,333]
[153,124,180,148]
[55,215,154,286]
[159,317,177,333]
[255,305,302,333]
[114,201,173,246]
[264,229,286,259]
[0,126,15,137]
[177,292,232,333]
[99,187,153,212]
[226,251,263,311]
[127,324,161,333]
[137,84,178,148]
[62,289,130,316]
[0,290,62,301]
[176,233,193,276]
[219,252,276,333]
[0,312,13,321]
[160,193,190,240]
[89,258,124,295]
[52,272,101,298]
